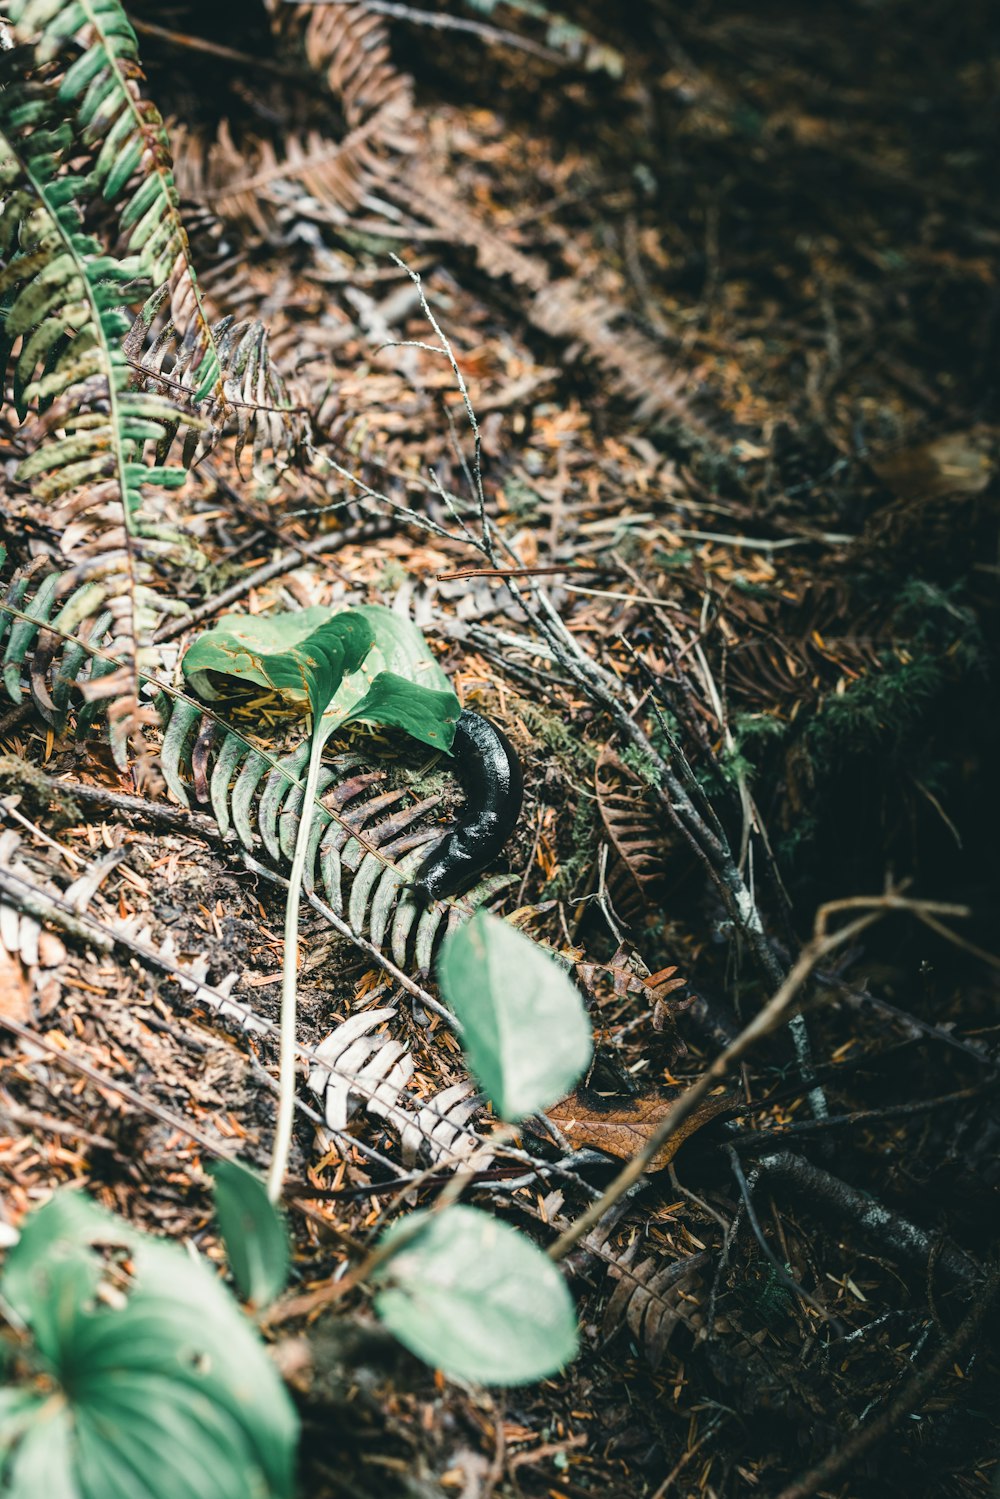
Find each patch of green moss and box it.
[514,697,598,781]
[542,796,598,901]
[376,558,409,592]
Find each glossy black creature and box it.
[412,709,523,902]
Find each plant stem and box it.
[266,724,326,1202]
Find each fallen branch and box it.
[547,890,970,1261]
[748,1150,979,1291]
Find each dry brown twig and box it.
[292,0,566,66]
[0,1012,236,1163]
[546,887,974,1261]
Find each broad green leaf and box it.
[0,1191,297,1499]
[372,1205,578,1385]
[350,604,452,695]
[180,604,459,1200]
[181,606,374,714]
[181,604,459,754]
[0,1390,47,1461]
[210,1160,290,1308]
[437,910,592,1120]
[4,1404,78,1499]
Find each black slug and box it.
[412,709,523,902]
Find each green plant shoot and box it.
[181,604,459,1200]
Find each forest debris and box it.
[0,947,31,1023]
[868,429,995,501]
[545,1088,733,1172]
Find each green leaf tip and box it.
[210,1158,291,1308]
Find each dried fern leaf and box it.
[296,2,413,132]
[307,1005,488,1166]
[594,748,667,923]
[603,1244,709,1368]
[174,119,407,243]
[126,282,306,470]
[178,4,414,243]
[396,162,705,434]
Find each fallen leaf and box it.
[0,945,33,1023]
[870,430,994,501]
[37,929,67,969]
[644,966,687,1000]
[544,1087,734,1172]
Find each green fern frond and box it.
[5,0,306,466]
[0,7,302,754]
[0,77,188,502]
[0,65,194,759]
[6,0,222,403]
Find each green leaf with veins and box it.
[437,909,593,1121]
[210,1159,290,1308]
[181,603,459,753]
[0,1191,297,1499]
[373,1205,579,1385]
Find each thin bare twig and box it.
[288,0,566,67]
[726,1145,843,1328]
[772,1266,1000,1499]
[546,890,970,1260]
[130,18,303,77]
[5,766,220,840]
[436,564,612,582]
[152,516,391,643]
[0,1013,236,1162]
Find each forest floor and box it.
[1,2,999,1496]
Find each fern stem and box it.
[73,0,221,395]
[267,721,326,1202]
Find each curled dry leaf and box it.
[577,950,687,1005]
[0,946,32,1024]
[544,1087,734,1173]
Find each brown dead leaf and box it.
[644,966,687,1000]
[0,946,33,1024]
[36,929,66,969]
[870,429,994,501]
[577,950,686,1004]
[545,1087,734,1172]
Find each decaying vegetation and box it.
[1,1,998,1496]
